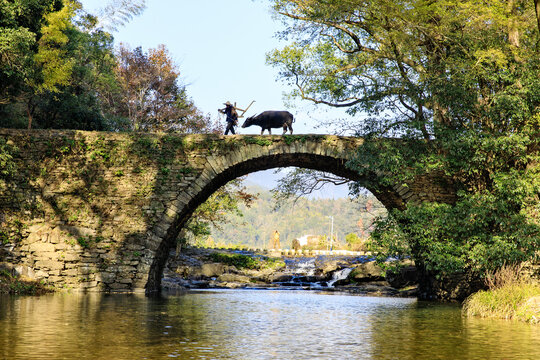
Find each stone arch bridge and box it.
[0,129,455,293]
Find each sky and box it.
[79,0,350,198]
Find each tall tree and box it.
[30,10,118,130]
[111,44,217,133]
[0,0,108,129]
[269,0,540,292]
[0,0,62,126]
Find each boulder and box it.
[316,260,339,275]
[270,274,294,283]
[349,262,384,282]
[217,274,251,283]
[199,263,226,278]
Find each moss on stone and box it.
[0,270,54,295]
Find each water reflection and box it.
[0,290,538,359]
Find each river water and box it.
[1,290,539,360]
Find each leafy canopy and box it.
[269,0,540,282]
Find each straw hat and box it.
[224,101,233,106]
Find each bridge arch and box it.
[144,138,413,293]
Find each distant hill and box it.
[205,186,386,249]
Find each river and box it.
[1,290,538,359]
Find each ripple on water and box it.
[0,291,539,360]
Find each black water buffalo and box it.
[241,111,294,135]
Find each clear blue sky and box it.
[80,0,350,198]
[80,0,327,134]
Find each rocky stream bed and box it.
[163,247,419,297]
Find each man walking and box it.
[219,101,244,135]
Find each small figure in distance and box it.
[271,230,281,250]
[241,110,294,135]
[218,101,244,135]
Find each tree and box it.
[91,0,147,32]
[0,0,63,127]
[111,44,217,133]
[269,0,538,137]
[271,168,350,206]
[207,186,385,249]
[0,0,116,129]
[30,6,120,130]
[181,179,256,246]
[269,0,540,292]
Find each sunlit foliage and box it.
[269,0,540,286]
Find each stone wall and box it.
[0,129,457,292]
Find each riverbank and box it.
[163,247,418,297]
[463,266,540,324]
[0,269,53,295]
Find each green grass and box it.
[207,252,285,270]
[463,265,540,324]
[208,252,260,269]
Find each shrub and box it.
[463,264,540,323]
[208,252,259,269]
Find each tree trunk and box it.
[26,100,33,130]
[534,0,540,35]
[507,0,520,48]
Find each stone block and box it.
[118,265,136,274]
[137,264,151,272]
[35,270,49,279]
[27,223,48,234]
[54,243,70,250]
[132,279,148,288]
[13,265,35,279]
[97,242,113,249]
[198,263,226,278]
[62,253,80,262]
[81,252,99,258]
[35,260,64,270]
[96,272,116,283]
[78,266,95,275]
[351,262,384,281]
[37,251,61,260]
[63,226,96,238]
[79,274,95,281]
[78,281,98,289]
[63,269,78,277]
[108,282,130,290]
[26,231,45,244]
[217,274,250,283]
[48,227,63,244]
[29,242,55,253]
